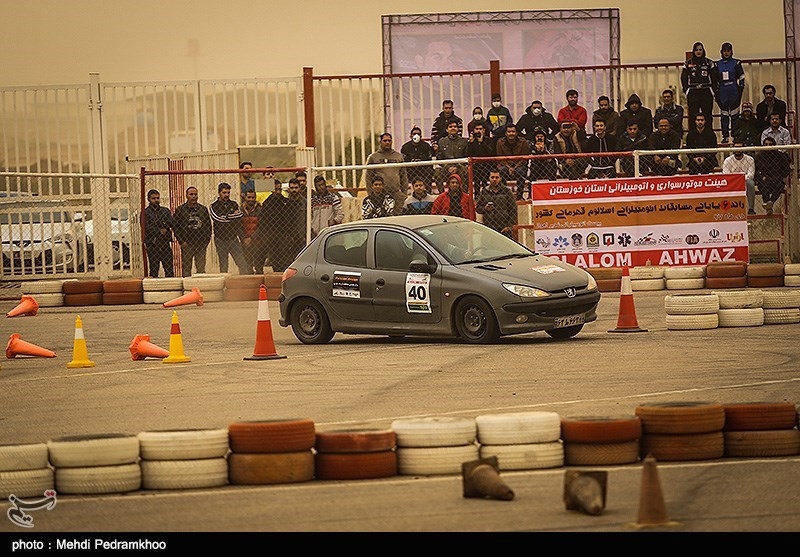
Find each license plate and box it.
[554,314,585,328]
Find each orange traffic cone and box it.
[244,285,286,360]
[6,333,56,359]
[66,315,95,368]
[163,287,204,308]
[163,311,191,364]
[129,334,170,360]
[608,266,648,333]
[630,454,680,528]
[7,295,39,318]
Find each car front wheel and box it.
[290,298,334,344]
[545,324,584,340]
[454,295,500,344]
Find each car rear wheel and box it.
[545,324,584,339]
[290,298,334,344]
[454,295,499,344]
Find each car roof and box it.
[332,215,471,232]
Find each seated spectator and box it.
[755,136,791,214]
[592,95,623,140]
[528,127,559,185]
[684,113,719,175]
[619,94,654,139]
[760,111,792,147]
[585,118,617,179]
[647,117,683,176]
[557,89,589,141]
[403,178,438,215]
[486,93,513,140]
[617,120,650,176]
[467,106,489,136]
[362,175,395,219]
[552,120,587,180]
[495,123,531,198]
[732,102,761,148]
[517,100,559,141]
[722,142,756,215]
[431,173,476,220]
[653,89,685,137]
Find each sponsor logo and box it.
[658,233,683,245]
[633,232,657,246]
[727,232,745,242]
[704,228,725,244]
[536,236,551,249]
[685,234,700,245]
[553,236,569,249]
[603,233,615,246]
[617,233,632,247]
[570,233,583,248]
[587,233,600,249]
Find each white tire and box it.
[664,266,705,279]
[785,276,800,287]
[475,411,561,445]
[143,290,183,304]
[714,289,763,309]
[630,278,665,291]
[138,429,229,460]
[141,458,228,490]
[391,417,477,448]
[47,434,140,467]
[666,313,719,330]
[763,308,800,325]
[0,443,49,472]
[21,280,65,294]
[142,277,184,291]
[784,263,800,276]
[55,463,141,495]
[665,278,706,290]
[193,289,224,302]
[396,444,479,476]
[479,441,564,470]
[182,275,226,291]
[761,290,800,309]
[630,266,665,279]
[0,468,54,498]
[718,308,765,327]
[664,293,719,315]
[31,293,65,307]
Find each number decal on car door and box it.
[406,273,431,313]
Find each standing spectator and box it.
[362,175,395,219]
[465,120,495,195]
[365,132,408,215]
[755,136,791,214]
[431,173,476,220]
[684,113,719,175]
[401,126,435,192]
[173,185,211,277]
[756,84,788,132]
[553,120,587,180]
[403,178,438,215]
[557,89,589,140]
[495,123,531,199]
[647,117,683,176]
[435,118,469,188]
[733,101,761,148]
[617,121,650,177]
[722,142,757,215]
[430,99,463,150]
[653,89,685,137]
[486,92,513,140]
[619,94,654,139]
[210,182,247,274]
[592,95,623,140]
[310,175,344,238]
[760,112,792,147]
[240,190,261,274]
[238,161,255,204]
[517,100,559,141]
[256,179,287,271]
[476,170,517,238]
[294,170,308,192]
[257,177,306,272]
[467,106,489,136]
[528,127,559,184]
[143,188,175,278]
[585,118,617,179]
[681,41,720,132]
[716,42,745,144]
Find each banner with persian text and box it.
[530,174,749,268]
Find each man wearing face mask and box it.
[517,100,559,142]
[401,126,435,193]
[486,93,513,140]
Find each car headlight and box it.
[585,273,597,291]
[503,283,550,298]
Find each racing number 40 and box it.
[408,284,426,300]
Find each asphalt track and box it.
[0,288,798,537]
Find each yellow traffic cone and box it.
[66,315,95,368]
[163,311,191,364]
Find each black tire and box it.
[290,298,334,344]
[454,295,499,344]
[546,324,584,339]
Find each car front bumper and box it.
[496,290,601,334]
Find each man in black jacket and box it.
[209,182,247,274]
[647,118,683,176]
[173,186,211,277]
[516,100,559,141]
[401,126,435,192]
[684,113,719,175]
[143,188,175,278]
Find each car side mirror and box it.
[410,260,436,274]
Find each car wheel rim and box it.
[462,305,486,337]
[299,306,320,337]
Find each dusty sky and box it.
[1,0,787,86]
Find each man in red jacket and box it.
[557,89,588,141]
[431,173,476,220]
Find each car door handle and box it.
[376,278,385,287]
[320,274,330,282]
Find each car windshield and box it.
[415,220,533,264]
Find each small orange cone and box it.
[244,285,286,360]
[6,333,56,359]
[7,295,39,318]
[163,311,191,364]
[163,287,204,308]
[461,457,515,501]
[630,454,680,528]
[608,266,648,333]
[129,334,170,360]
[66,315,95,368]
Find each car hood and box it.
[461,255,590,291]
[1,223,73,244]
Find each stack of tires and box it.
[138,429,229,490]
[713,289,764,328]
[182,274,226,303]
[475,411,564,471]
[102,278,144,306]
[142,277,184,305]
[314,429,397,480]
[560,416,642,466]
[664,292,719,330]
[705,261,747,289]
[21,280,70,308]
[664,266,705,291]
[391,417,479,476]
[223,274,264,302]
[629,266,666,292]
[0,443,54,498]
[63,279,103,307]
[636,402,726,462]
[746,263,785,288]
[761,290,800,325]
[723,402,800,457]
[586,267,622,293]
[784,263,800,287]
[264,272,283,301]
[226,419,316,485]
[47,433,141,495]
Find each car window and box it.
[324,229,367,267]
[418,220,530,264]
[375,230,428,271]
